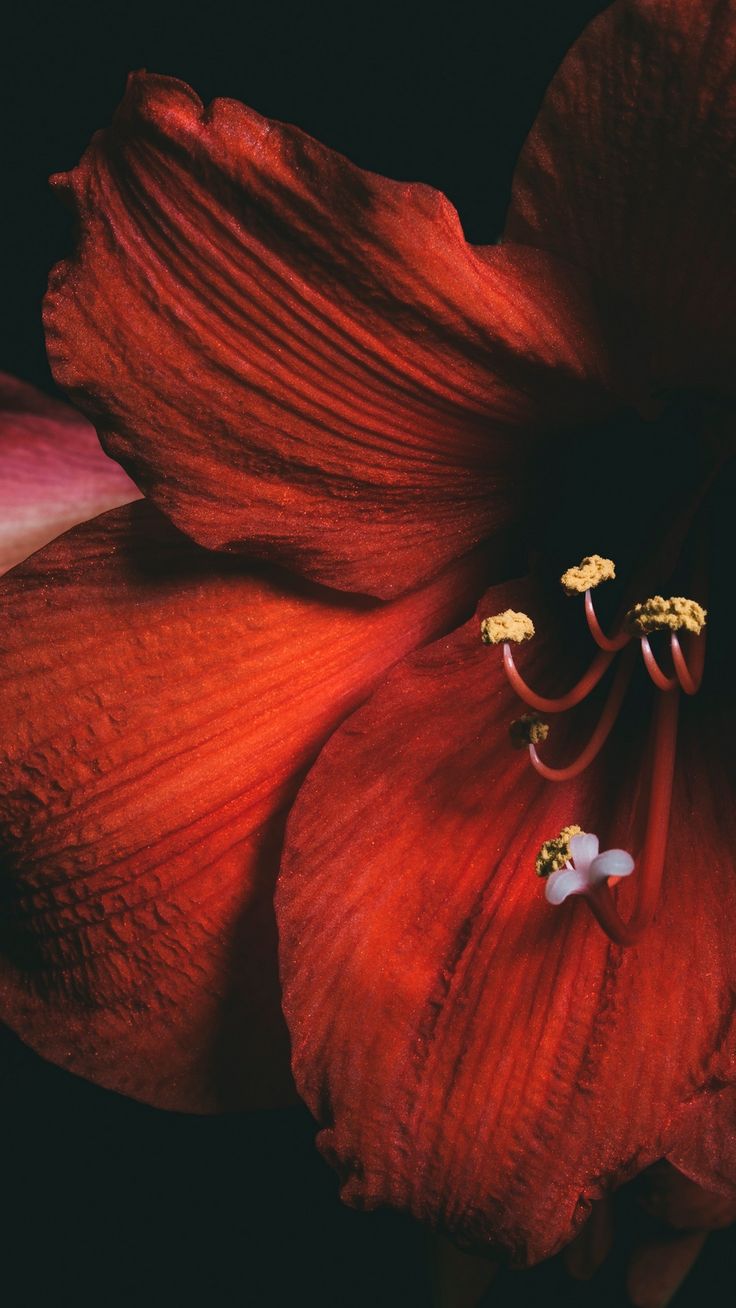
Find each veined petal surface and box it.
[46,73,612,598]
[277,580,736,1262]
[0,501,487,1111]
[667,1085,736,1201]
[505,0,736,391]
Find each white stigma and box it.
[545,832,635,906]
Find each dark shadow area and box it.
[2,1027,734,1306]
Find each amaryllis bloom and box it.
[1,0,735,1292]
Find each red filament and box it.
[503,642,615,713]
[585,588,630,652]
[585,689,680,946]
[640,636,679,691]
[529,646,636,782]
[671,631,706,695]
[495,580,705,946]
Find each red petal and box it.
[0,373,139,576]
[667,1085,736,1201]
[0,501,488,1112]
[277,579,736,1262]
[45,72,612,598]
[505,0,736,392]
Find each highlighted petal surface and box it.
[277,581,736,1262]
[0,373,139,576]
[46,72,612,597]
[506,0,736,391]
[0,501,487,1112]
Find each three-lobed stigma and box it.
[538,830,635,907]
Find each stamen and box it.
[625,595,707,636]
[584,688,680,946]
[480,610,534,645]
[482,568,706,945]
[502,642,614,713]
[529,646,636,781]
[560,554,616,596]
[535,825,583,878]
[640,636,678,692]
[509,713,549,750]
[670,631,706,695]
[584,589,631,652]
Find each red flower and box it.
[1,0,734,1286]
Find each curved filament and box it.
[502,643,615,714]
[640,636,678,692]
[671,631,705,695]
[583,688,680,947]
[584,589,630,652]
[530,647,636,781]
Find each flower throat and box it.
[481,555,707,947]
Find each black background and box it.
[2,3,735,1304]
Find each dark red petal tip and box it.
[506,0,736,392]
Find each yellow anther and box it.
[535,825,583,878]
[480,610,534,645]
[560,555,616,595]
[625,595,707,636]
[509,714,550,750]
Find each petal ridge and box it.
[46,73,612,597]
[0,500,488,1111]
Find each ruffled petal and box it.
[505,0,736,391]
[277,578,736,1263]
[0,500,488,1112]
[45,72,613,598]
[0,373,139,576]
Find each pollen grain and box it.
[625,595,707,635]
[480,610,534,645]
[561,554,616,595]
[510,713,549,749]
[535,824,583,878]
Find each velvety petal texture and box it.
[666,1085,736,1200]
[0,373,139,575]
[277,580,736,1263]
[0,500,488,1112]
[505,0,736,392]
[45,72,614,598]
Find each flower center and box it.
[480,556,707,946]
